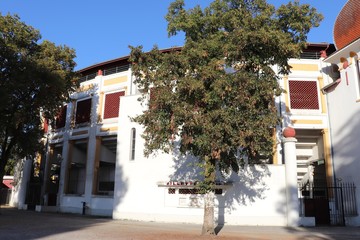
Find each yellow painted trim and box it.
[71,130,88,136]
[291,119,323,125]
[100,126,118,132]
[103,76,127,86]
[272,128,278,165]
[322,129,333,185]
[289,64,319,71]
[318,76,327,113]
[92,137,101,194]
[98,92,104,122]
[283,77,290,112]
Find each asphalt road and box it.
[0,206,360,240]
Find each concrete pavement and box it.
[0,206,359,239]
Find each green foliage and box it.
[4,158,16,175]
[0,13,78,181]
[129,0,322,184]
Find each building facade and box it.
[322,0,360,226]
[23,42,353,226]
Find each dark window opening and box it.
[55,105,67,129]
[75,98,91,124]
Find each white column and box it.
[16,158,32,210]
[83,92,100,211]
[283,136,299,227]
[58,137,69,206]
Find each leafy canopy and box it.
[0,13,78,181]
[129,0,322,174]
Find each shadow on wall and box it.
[169,147,271,232]
[112,162,128,212]
[330,109,360,184]
[275,187,287,219]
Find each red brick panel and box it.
[103,91,125,119]
[289,81,319,110]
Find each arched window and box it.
[130,128,136,161]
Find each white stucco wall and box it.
[113,95,289,226]
[325,48,360,225]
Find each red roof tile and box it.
[334,0,360,50]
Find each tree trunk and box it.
[201,156,216,235]
[202,191,215,235]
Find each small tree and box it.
[0,14,78,185]
[129,0,322,235]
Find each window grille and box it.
[103,91,125,119]
[179,189,201,194]
[75,99,92,124]
[288,80,319,110]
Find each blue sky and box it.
[0,0,347,70]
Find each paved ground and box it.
[0,206,360,240]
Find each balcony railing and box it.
[103,65,130,76]
[79,72,97,83]
[300,51,322,60]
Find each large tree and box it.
[129,0,322,235]
[0,14,78,184]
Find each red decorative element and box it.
[97,69,103,76]
[103,91,125,119]
[343,61,349,69]
[288,80,319,110]
[334,0,360,50]
[283,127,296,138]
[320,50,327,58]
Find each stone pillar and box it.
[282,127,299,227]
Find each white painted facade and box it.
[23,43,357,227]
[112,94,290,226]
[324,38,360,225]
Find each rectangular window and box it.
[75,98,92,124]
[103,91,125,119]
[288,80,319,110]
[130,128,136,161]
[55,105,67,129]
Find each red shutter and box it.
[289,81,319,110]
[103,91,125,119]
